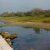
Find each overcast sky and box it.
[0,0,50,13]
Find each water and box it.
[0,26,50,50]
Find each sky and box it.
[0,0,50,13]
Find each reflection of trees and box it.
[33,27,40,34]
[0,21,5,33]
[44,28,50,32]
[0,26,3,33]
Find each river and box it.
[0,26,50,50]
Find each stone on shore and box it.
[1,32,17,39]
[0,32,17,45]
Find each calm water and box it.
[0,26,50,50]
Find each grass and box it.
[15,16,50,23]
[0,16,50,29]
[0,16,50,23]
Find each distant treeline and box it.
[0,8,50,17]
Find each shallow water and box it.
[0,26,50,50]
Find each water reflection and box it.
[44,28,50,31]
[33,27,40,34]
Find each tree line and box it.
[0,8,50,17]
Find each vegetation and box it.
[0,8,50,29]
[0,8,50,17]
[0,17,50,23]
[0,8,50,23]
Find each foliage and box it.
[0,8,50,17]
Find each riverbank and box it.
[12,22,50,29]
[2,21,50,30]
[0,35,13,50]
[0,17,50,29]
[0,32,17,46]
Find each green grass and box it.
[15,16,50,23]
[0,16,50,23]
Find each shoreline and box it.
[4,21,50,29]
[0,17,50,29]
[0,35,13,50]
